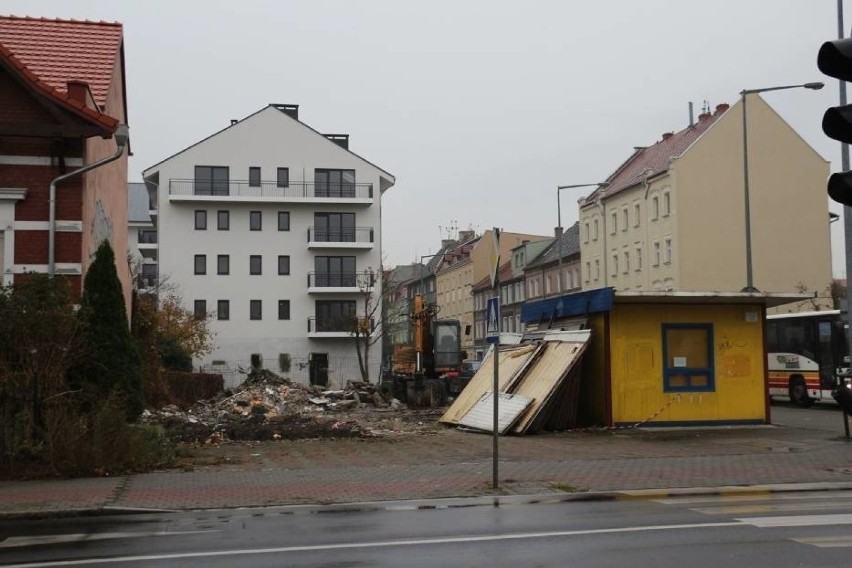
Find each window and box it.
[315,300,356,331]
[217,254,229,275]
[314,212,355,242]
[250,300,262,320]
[217,210,229,230]
[545,276,551,295]
[278,255,290,275]
[622,208,628,231]
[278,300,290,320]
[193,300,206,320]
[634,204,641,227]
[662,324,714,392]
[651,196,659,220]
[315,169,356,197]
[594,259,600,280]
[583,222,590,243]
[218,300,230,320]
[612,254,618,277]
[194,254,206,275]
[277,168,289,188]
[194,210,207,230]
[636,246,643,270]
[315,256,356,286]
[194,166,229,196]
[250,255,262,275]
[585,261,591,282]
[593,219,599,240]
[653,242,661,266]
[249,167,261,187]
[278,211,290,231]
[665,237,672,264]
[250,211,262,231]
[624,251,630,273]
[663,191,671,216]
[610,212,617,234]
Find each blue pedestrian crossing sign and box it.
[486,297,500,344]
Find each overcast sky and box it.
[6,0,851,275]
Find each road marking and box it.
[0,522,740,567]
[736,513,852,528]
[653,490,852,506]
[0,531,217,549]
[692,501,852,515]
[793,535,852,548]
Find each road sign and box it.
[486,297,500,344]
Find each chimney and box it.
[458,230,475,242]
[273,104,299,120]
[66,80,89,106]
[698,112,712,123]
[554,227,563,238]
[688,101,694,127]
[441,239,455,249]
[324,134,349,150]
[661,132,674,141]
[714,103,730,114]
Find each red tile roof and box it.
[588,105,729,202]
[0,15,122,108]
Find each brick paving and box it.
[2,425,852,517]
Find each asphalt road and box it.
[771,400,850,434]
[3,489,852,567]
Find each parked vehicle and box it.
[766,310,848,407]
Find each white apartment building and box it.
[142,104,394,387]
[127,182,157,292]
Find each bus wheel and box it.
[789,378,813,408]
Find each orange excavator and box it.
[389,294,462,407]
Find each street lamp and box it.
[556,183,609,294]
[740,82,824,292]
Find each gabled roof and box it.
[586,104,729,203]
[0,16,123,108]
[526,223,579,269]
[0,15,121,133]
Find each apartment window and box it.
[663,191,671,216]
[278,300,291,320]
[612,254,618,277]
[315,169,356,197]
[315,300,356,331]
[651,196,659,220]
[665,237,672,264]
[653,242,661,267]
[545,276,551,295]
[634,203,641,227]
[277,167,289,188]
[315,256,356,287]
[624,251,630,274]
[250,255,262,275]
[278,211,290,231]
[662,324,714,392]
[585,261,591,282]
[194,210,207,230]
[314,212,355,242]
[194,165,229,196]
[249,167,261,188]
[278,255,290,275]
[594,259,600,280]
[217,300,230,321]
[249,211,262,231]
[217,254,230,275]
[573,268,580,287]
[636,246,643,270]
[193,299,206,320]
[610,212,617,234]
[250,300,262,320]
[593,219,599,240]
[583,222,590,243]
[217,210,229,230]
[194,254,206,275]
[622,208,628,231]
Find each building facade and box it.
[579,99,832,310]
[127,182,157,293]
[143,104,394,387]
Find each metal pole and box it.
[557,188,563,294]
[492,229,500,490]
[837,0,852,440]
[741,91,757,292]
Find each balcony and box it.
[307,227,374,249]
[168,179,374,205]
[307,271,375,294]
[307,317,375,339]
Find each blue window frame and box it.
[661,323,715,392]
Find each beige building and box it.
[579,98,832,311]
[436,229,549,353]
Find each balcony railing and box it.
[307,317,375,334]
[307,271,375,288]
[169,179,374,199]
[138,230,158,244]
[307,227,374,244]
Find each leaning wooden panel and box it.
[511,338,591,434]
[440,344,537,425]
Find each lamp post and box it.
[556,183,609,294]
[740,82,823,292]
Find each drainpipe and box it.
[48,124,129,276]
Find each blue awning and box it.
[521,287,613,323]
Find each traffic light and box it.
[819,38,852,206]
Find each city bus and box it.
[765,310,848,407]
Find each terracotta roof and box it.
[587,105,729,202]
[0,16,122,108]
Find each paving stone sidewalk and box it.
[2,425,852,517]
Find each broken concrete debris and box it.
[142,369,438,442]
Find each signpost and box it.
[488,229,500,490]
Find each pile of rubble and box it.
[142,369,431,443]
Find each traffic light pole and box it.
[837,0,851,440]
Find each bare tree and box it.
[350,267,385,383]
